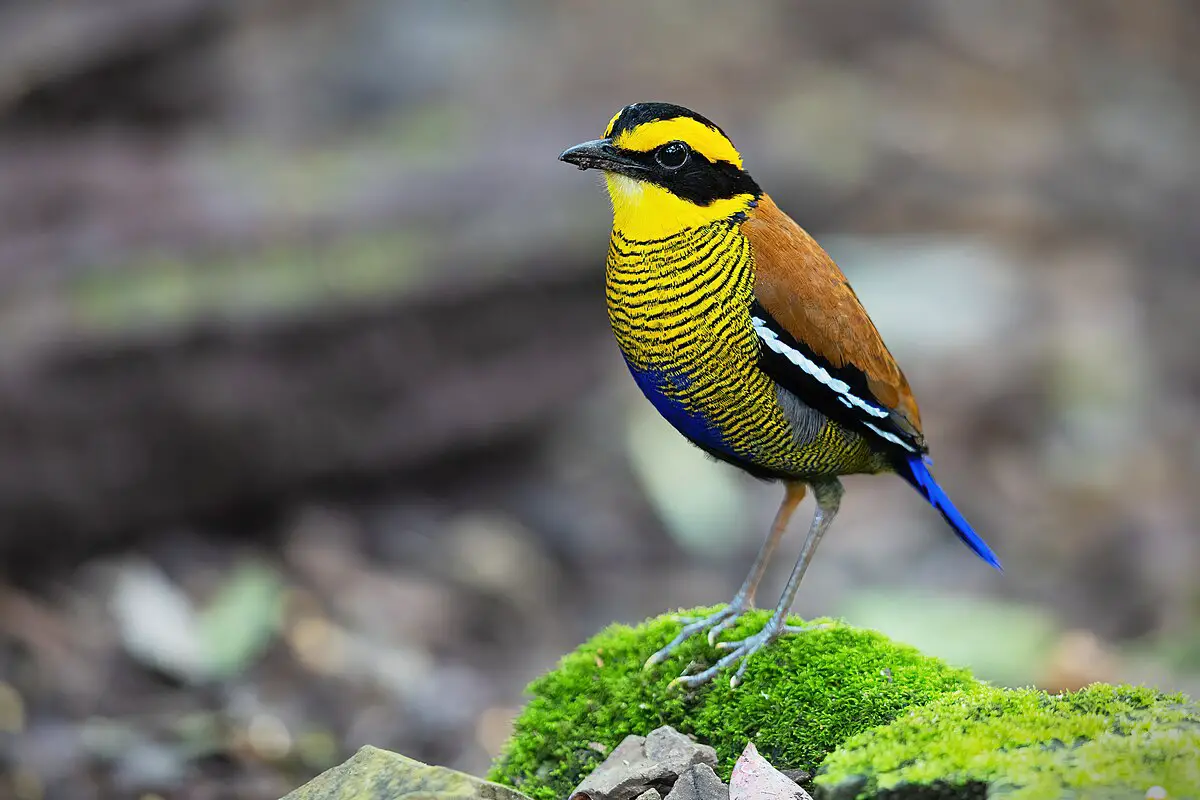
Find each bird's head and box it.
[559,102,761,240]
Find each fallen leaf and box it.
[196,560,284,680]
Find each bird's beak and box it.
[558,138,647,177]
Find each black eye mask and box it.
[617,144,761,207]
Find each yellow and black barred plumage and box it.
[606,222,878,479]
[561,102,1000,688]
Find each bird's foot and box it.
[643,602,751,670]
[670,619,829,690]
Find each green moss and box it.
[488,607,985,800]
[816,683,1200,800]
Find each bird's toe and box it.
[643,604,742,670]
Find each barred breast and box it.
[605,221,876,479]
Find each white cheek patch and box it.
[753,315,914,451]
[606,174,643,204]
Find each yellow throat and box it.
[604,173,757,241]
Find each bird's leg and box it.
[644,482,806,670]
[672,479,843,690]
[702,481,808,646]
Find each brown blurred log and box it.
[0,262,611,566]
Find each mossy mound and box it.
[816,684,1200,800]
[488,607,984,800]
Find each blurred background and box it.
[1,1,1198,798]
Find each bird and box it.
[558,102,1002,689]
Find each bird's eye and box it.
[654,141,690,170]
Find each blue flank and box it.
[625,361,735,458]
[901,455,1002,570]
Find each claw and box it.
[706,613,743,646]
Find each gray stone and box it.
[665,765,728,800]
[644,726,718,774]
[571,726,719,800]
[571,735,661,800]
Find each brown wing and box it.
[741,194,925,447]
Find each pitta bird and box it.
[559,102,1001,688]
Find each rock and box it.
[283,746,533,800]
[570,726,717,800]
[664,764,727,800]
[569,735,654,800]
[643,727,718,776]
[728,743,811,800]
[779,770,811,785]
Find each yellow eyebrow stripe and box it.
[613,117,743,169]
[603,109,623,138]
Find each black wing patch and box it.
[749,300,925,456]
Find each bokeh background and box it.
[1,1,1198,798]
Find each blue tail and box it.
[899,455,1002,571]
